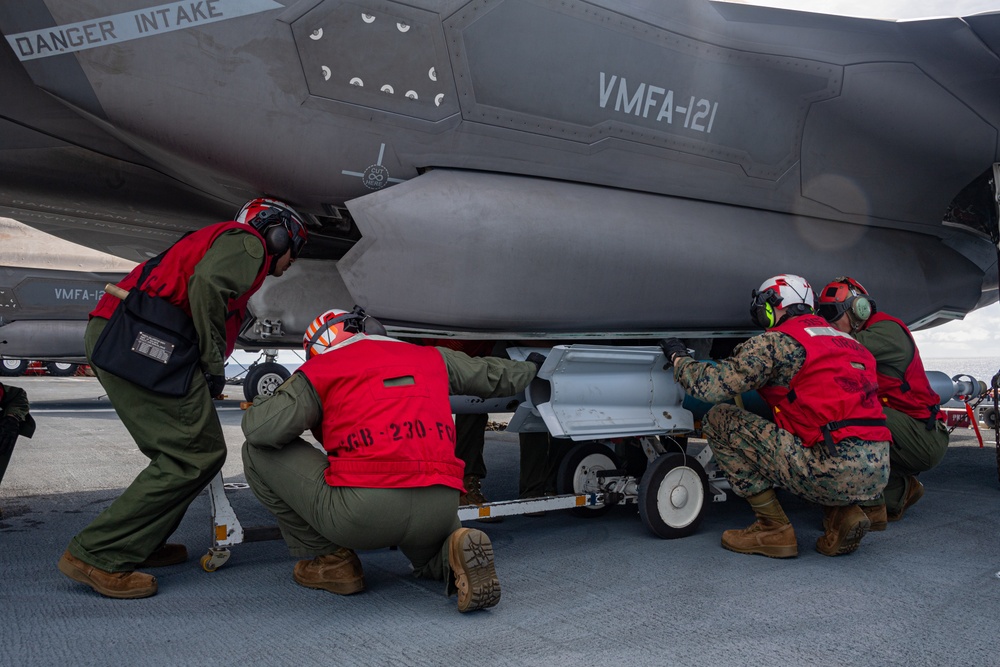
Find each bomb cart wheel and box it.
[556,441,621,517]
[638,452,709,539]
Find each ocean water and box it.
[922,357,1000,385]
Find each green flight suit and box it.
[68,230,266,572]
[854,318,949,514]
[241,344,535,586]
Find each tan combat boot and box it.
[57,551,158,599]
[861,503,888,531]
[448,527,501,612]
[816,505,871,556]
[721,489,798,558]
[293,547,365,595]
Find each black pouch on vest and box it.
[91,247,200,397]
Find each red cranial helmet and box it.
[818,276,874,325]
[236,198,308,270]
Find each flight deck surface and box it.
[1,376,997,666]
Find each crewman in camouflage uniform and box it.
[660,274,891,558]
[241,308,539,612]
[818,277,948,527]
[58,198,307,599]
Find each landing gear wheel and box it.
[982,406,998,430]
[242,362,290,402]
[0,358,28,376]
[638,452,708,539]
[556,441,621,517]
[45,362,78,377]
[200,548,231,572]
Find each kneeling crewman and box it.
[241,307,538,611]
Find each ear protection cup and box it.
[237,198,308,263]
[762,301,775,328]
[262,220,292,258]
[362,315,387,337]
[247,208,298,272]
[849,295,872,323]
[750,288,783,329]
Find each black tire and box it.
[45,362,79,377]
[0,358,28,376]
[556,441,621,517]
[983,407,998,430]
[242,362,290,402]
[616,435,687,479]
[638,452,708,539]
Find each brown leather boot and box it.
[138,543,188,568]
[887,477,925,522]
[293,547,365,595]
[448,527,501,612]
[57,551,157,599]
[721,489,798,558]
[816,505,870,556]
[460,475,501,523]
[861,503,888,531]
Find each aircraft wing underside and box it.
[0,0,998,343]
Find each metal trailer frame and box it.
[200,343,994,569]
[201,344,727,570]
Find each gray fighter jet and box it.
[0,0,998,348]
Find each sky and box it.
[911,304,1000,360]
[733,0,998,20]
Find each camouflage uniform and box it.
[674,331,889,505]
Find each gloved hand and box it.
[659,338,691,366]
[205,373,226,397]
[0,416,19,451]
[525,352,547,372]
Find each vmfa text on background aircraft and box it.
[0,0,999,350]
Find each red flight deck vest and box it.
[862,312,944,427]
[757,315,891,450]
[298,337,465,491]
[90,222,270,357]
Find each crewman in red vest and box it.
[241,308,538,612]
[660,274,891,558]
[818,276,948,527]
[58,198,307,599]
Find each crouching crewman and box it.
[241,307,538,612]
[661,275,891,558]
